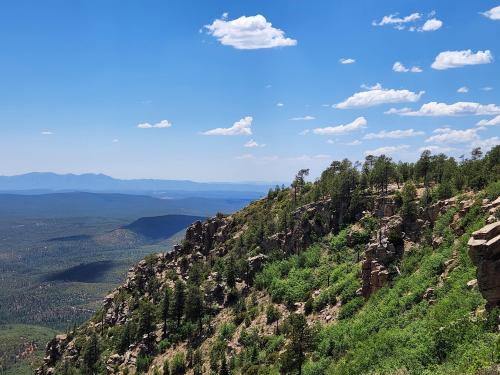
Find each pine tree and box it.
[171,280,186,328]
[160,287,171,338]
[280,314,312,375]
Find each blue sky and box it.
[0,0,499,182]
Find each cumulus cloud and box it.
[339,58,356,64]
[313,117,367,135]
[431,50,493,70]
[290,116,315,121]
[457,86,469,93]
[393,62,423,73]
[420,18,443,31]
[205,14,297,50]
[386,102,500,116]
[477,115,500,126]
[425,127,482,144]
[203,116,253,136]
[364,129,424,139]
[481,6,500,20]
[372,13,421,27]
[137,120,172,129]
[244,139,265,148]
[334,86,424,109]
[364,145,410,156]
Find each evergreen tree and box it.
[171,280,186,328]
[136,300,155,340]
[81,332,100,374]
[280,314,312,375]
[160,287,171,338]
[185,283,203,325]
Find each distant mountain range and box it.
[0,192,252,219]
[0,172,277,197]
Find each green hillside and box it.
[36,146,500,375]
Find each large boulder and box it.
[468,221,500,309]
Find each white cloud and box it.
[419,145,456,153]
[290,115,315,121]
[346,140,362,146]
[482,6,500,20]
[137,120,172,129]
[364,129,424,139]
[205,14,297,50]
[477,115,500,126]
[112,139,119,143]
[314,154,331,159]
[425,127,481,144]
[457,86,469,93]
[482,86,494,91]
[313,117,367,135]
[364,145,410,156]
[236,153,255,160]
[41,131,53,135]
[393,62,422,73]
[420,18,443,31]
[203,116,253,136]
[372,13,421,27]
[299,129,310,136]
[431,50,493,70]
[335,86,424,109]
[244,139,265,148]
[472,137,500,151]
[276,102,284,107]
[386,102,500,116]
[340,58,356,64]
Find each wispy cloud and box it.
[431,50,493,70]
[205,14,297,49]
[457,86,469,93]
[244,139,266,148]
[364,129,424,139]
[313,117,367,135]
[477,115,500,127]
[386,102,500,116]
[41,131,53,135]
[372,13,421,27]
[364,145,410,156]
[276,102,284,107]
[290,116,315,121]
[137,120,172,129]
[203,116,253,136]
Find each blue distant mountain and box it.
[0,172,279,197]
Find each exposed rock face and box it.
[361,215,404,298]
[266,198,336,254]
[468,221,500,309]
[35,334,70,375]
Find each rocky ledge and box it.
[468,221,500,309]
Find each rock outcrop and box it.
[468,221,500,309]
[265,198,336,254]
[361,215,404,298]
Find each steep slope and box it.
[36,149,500,375]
